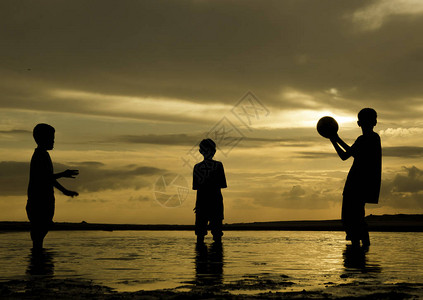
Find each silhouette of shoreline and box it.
[1,214,422,232]
[1,277,422,299]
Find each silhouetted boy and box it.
[193,139,227,244]
[330,108,381,248]
[27,123,79,250]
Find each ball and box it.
[317,116,338,138]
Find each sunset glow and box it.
[1,0,423,225]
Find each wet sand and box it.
[1,277,422,299]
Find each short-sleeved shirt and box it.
[27,148,55,205]
[343,132,381,203]
[193,159,227,218]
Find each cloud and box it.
[379,127,423,137]
[294,146,423,159]
[1,0,422,122]
[295,152,336,159]
[351,0,423,31]
[248,166,423,211]
[0,161,29,196]
[128,195,151,202]
[252,184,339,210]
[116,134,199,146]
[383,147,423,158]
[115,133,314,148]
[0,129,31,135]
[0,129,32,141]
[241,170,345,211]
[69,161,105,167]
[1,1,423,222]
[282,185,336,209]
[380,166,423,209]
[66,198,108,203]
[59,162,165,193]
[0,161,165,196]
[388,166,423,193]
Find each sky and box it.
[1,0,423,224]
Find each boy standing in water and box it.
[330,108,381,248]
[27,123,79,250]
[193,139,227,244]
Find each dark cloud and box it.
[0,161,29,196]
[0,160,165,196]
[380,166,423,209]
[68,161,105,167]
[294,146,423,160]
[0,0,422,121]
[116,134,199,146]
[66,198,108,203]
[245,171,344,210]
[0,129,32,142]
[128,195,150,202]
[295,152,336,159]
[116,133,310,147]
[383,147,423,158]
[382,166,423,195]
[0,129,31,135]
[274,174,304,181]
[248,165,423,211]
[55,162,165,193]
[250,165,423,211]
[252,184,338,210]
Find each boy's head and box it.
[357,108,377,128]
[199,138,216,159]
[33,123,55,150]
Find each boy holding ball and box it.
[329,108,381,248]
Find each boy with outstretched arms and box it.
[27,123,79,250]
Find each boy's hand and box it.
[63,190,79,197]
[62,169,79,178]
[329,133,339,142]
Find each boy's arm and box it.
[330,134,352,161]
[336,135,351,152]
[220,163,227,189]
[53,180,78,197]
[193,165,199,190]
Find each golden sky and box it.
[1,0,423,224]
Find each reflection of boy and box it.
[330,108,381,248]
[193,139,227,244]
[27,123,79,250]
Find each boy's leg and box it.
[27,204,54,250]
[210,217,223,243]
[361,227,370,247]
[359,203,370,247]
[195,213,208,243]
[342,195,361,246]
[30,222,50,250]
[30,228,42,250]
[351,200,368,247]
[341,196,353,241]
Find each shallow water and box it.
[0,230,422,293]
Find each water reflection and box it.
[195,242,224,287]
[2,231,421,292]
[342,245,381,275]
[26,248,55,276]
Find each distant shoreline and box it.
[1,214,423,232]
